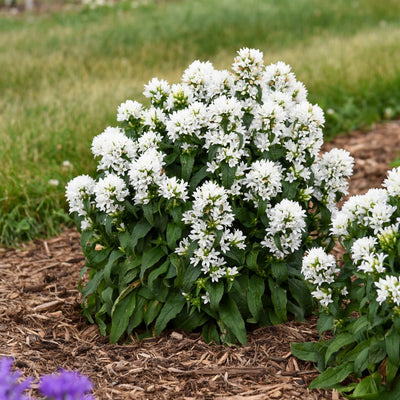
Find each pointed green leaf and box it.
[309,362,354,389]
[144,299,162,326]
[166,222,182,250]
[154,292,186,335]
[268,277,287,322]
[130,220,152,251]
[325,333,356,365]
[247,275,265,321]
[180,152,195,181]
[221,163,237,189]
[104,249,124,285]
[140,247,165,280]
[148,260,170,292]
[206,280,224,312]
[110,291,136,343]
[291,342,322,363]
[386,329,400,366]
[219,296,247,345]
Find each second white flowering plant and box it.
[66,48,353,344]
[293,167,400,398]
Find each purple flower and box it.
[39,370,94,400]
[0,358,33,400]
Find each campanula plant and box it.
[66,48,353,344]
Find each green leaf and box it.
[128,295,146,331]
[291,342,322,363]
[202,322,220,344]
[81,270,104,300]
[288,278,314,318]
[219,296,247,345]
[349,315,370,335]
[309,362,354,389]
[166,222,182,250]
[354,347,369,374]
[142,203,155,225]
[189,165,209,192]
[130,220,152,252]
[282,180,300,200]
[268,278,287,322]
[110,291,136,343]
[105,215,114,237]
[271,261,288,284]
[350,376,379,398]
[325,333,356,365]
[104,249,124,286]
[247,275,265,321]
[144,299,162,326]
[174,309,208,332]
[246,249,260,271]
[180,152,195,181]
[386,357,399,388]
[148,260,170,292]
[386,329,400,366]
[368,342,386,365]
[206,280,224,312]
[140,247,165,280]
[154,292,186,335]
[181,263,202,292]
[317,314,334,335]
[221,163,237,189]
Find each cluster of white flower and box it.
[232,48,264,100]
[94,174,129,215]
[166,102,208,145]
[243,160,282,203]
[143,78,170,108]
[312,148,354,211]
[179,181,245,286]
[204,96,248,168]
[302,247,348,307]
[332,185,398,239]
[261,199,306,259]
[91,127,137,174]
[375,275,400,307]
[66,175,95,217]
[128,148,187,205]
[350,236,386,274]
[116,100,143,122]
[327,167,400,311]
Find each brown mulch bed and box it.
[1,121,400,399]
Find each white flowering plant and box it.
[293,167,400,398]
[66,48,353,345]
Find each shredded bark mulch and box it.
[1,121,400,399]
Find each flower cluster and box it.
[67,48,354,344]
[296,167,400,396]
[301,247,341,307]
[0,358,93,400]
[179,181,245,287]
[262,199,306,259]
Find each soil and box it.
[1,121,400,400]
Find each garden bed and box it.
[1,120,400,399]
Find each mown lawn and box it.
[1,0,400,245]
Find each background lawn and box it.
[1,0,400,245]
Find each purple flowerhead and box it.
[39,369,94,400]
[0,358,33,400]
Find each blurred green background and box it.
[1,0,400,245]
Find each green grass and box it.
[1,0,400,245]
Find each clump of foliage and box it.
[66,48,353,344]
[293,167,400,398]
